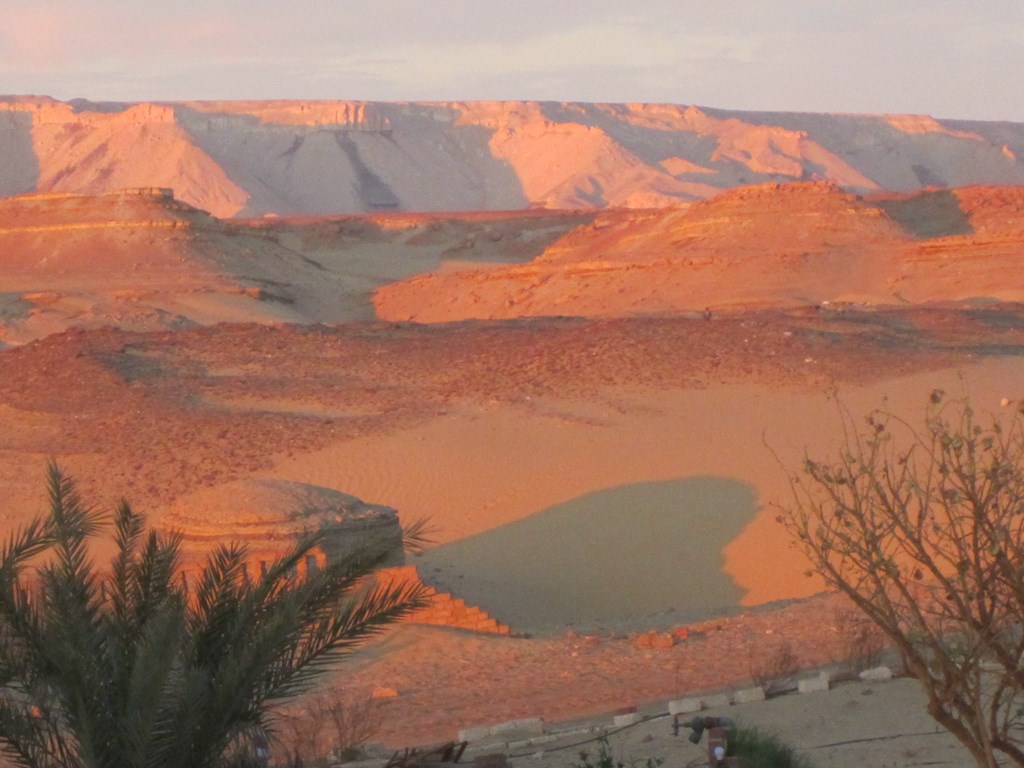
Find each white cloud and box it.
[0,0,1021,120]
[304,16,763,101]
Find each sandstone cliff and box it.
[3,97,1023,216]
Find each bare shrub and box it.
[779,392,1024,767]
[749,640,800,695]
[277,689,388,764]
[833,606,887,674]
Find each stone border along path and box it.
[445,665,900,759]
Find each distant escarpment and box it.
[374,182,1024,321]
[2,97,1023,216]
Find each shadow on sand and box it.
[415,476,757,635]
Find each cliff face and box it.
[1,98,248,216]
[3,97,1023,217]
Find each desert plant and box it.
[0,462,425,768]
[779,392,1024,767]
[729,724,814,768]
[748,640,800,695]
[573,736,662,768]
[277,689,387,764]
[832,606,886,675]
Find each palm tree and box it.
[0,462,426,768]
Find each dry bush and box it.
[779,392,1024,766]
[277,689,388,765]
[833,606,887,675]
[748,640,800,695]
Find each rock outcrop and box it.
[159,478,404,577]
[159,478,512,634]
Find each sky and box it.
[1,0,1022,122]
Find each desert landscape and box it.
[3,95,1024,765]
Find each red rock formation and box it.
[158,478,403,578]
[181,100,392,130]
[373,181,1024,321]
[159,480,510,635]
[1,98,248,216]
[4,97,1024,216]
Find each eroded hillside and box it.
[374,182,1024,321]
[0,188,588,345]
[3,97,1023,216]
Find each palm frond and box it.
[259,575,426,702]
[0,518,54,593]
[110,499,146,629]
[116,606,186,768]
[0,464,424,768]
[0,694,79,768]
[399,517,435,555]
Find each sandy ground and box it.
[0,311,1021,768]
[3,190,1024,766]
[266,357,1024,626]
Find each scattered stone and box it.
[798,672,831,693]
[733,687,767,704]
[858,666,894,682]
[650,633,675,649]
[701,693,732,709]
[613,713,642,727]
[458,725,493,742]
[634,631,675,649]
[668,698,703,715]
[489,717,545,735]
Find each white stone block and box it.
[514,717,546,734]
[613,713,642,727]
[701,693,732,709]
[858,666,893,682]
[458,725,493,742]
[491,717,545,735]
[668,698,703,715]
[733,687,767,703]
[526,735,558,747]
[797,672,830,694]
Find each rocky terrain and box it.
[0,188,588,345]
[2,157,1024,756]
[3,97,1024,216]
[375,182,1024,320]
[5,181,1023,344]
